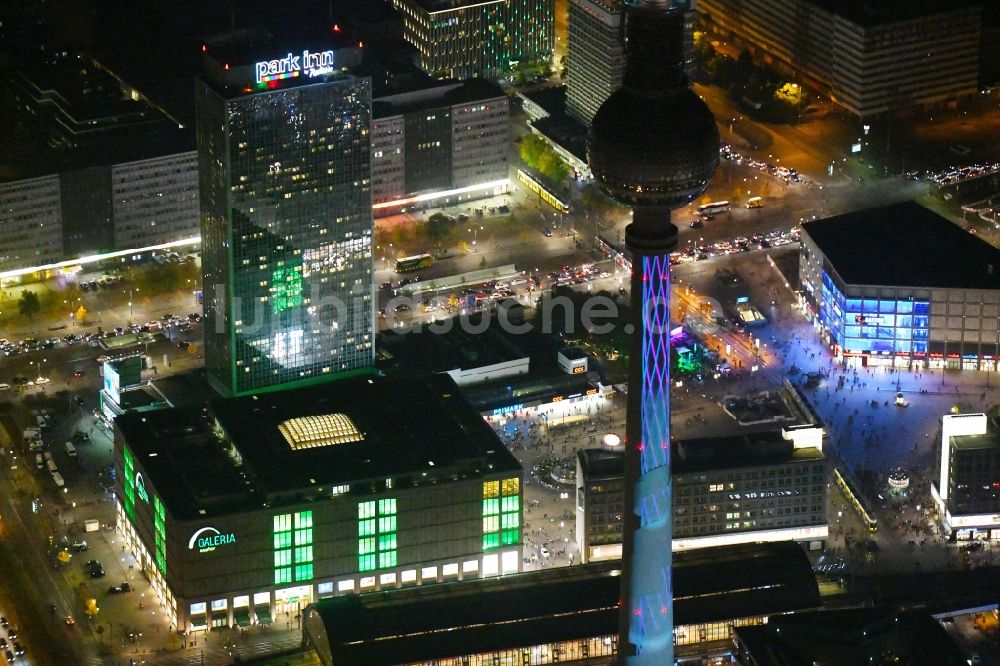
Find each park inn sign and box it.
[255,50,340,83]
[188,527,237,553]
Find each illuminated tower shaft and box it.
[623,209,676,664]
[586,0,719,662]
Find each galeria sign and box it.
[255,50,339,83]
[189,526,237,553]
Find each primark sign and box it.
[255,50,340,83]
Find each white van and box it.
[46,459,59,474]
[0,383,10,391]
[65,442,77,458]
[35,454,43,470]
[51,471,65,488]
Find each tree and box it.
[18,291,40,319]
[425,213,451,246]
[75,305,87,324]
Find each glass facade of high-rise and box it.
[393,0,554,80]
[196,75,375,395]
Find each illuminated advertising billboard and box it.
[103,362,121,405]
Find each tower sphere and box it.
[587,1,720,213]
[588,86,719,210]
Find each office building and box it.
[0,153,200,275]
[933,410,1000,541]
[0,175,64,270]
[392,0,554,80]
[371,79,510,216]
[576,421,827,562]
[112,152,200,250]
[113,374,523,632]
[566,0,624,125]
[303,543,821,666]
[800,201,1000,372]
[696,0,982,118]
[195,65,375,396]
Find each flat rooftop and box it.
[115,374,520,520]
[578,448,624,482]
[304,542,820,666]
[378,316,526,375]
[802,201,1000,290]
[734,607,967,665]
[675,432,823,473]
[578,432,823,482]
[373,79,505,118]
[810,0,978,26]
[405,0,506,13]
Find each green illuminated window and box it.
[294,511,313,528]
[483,479,520,552]
[359,554,375,572]
[274,511,312,583]
[359,501,376,519]
[358,497,397,573]
[153,495,166,575]
[123,446,136,521]
[271,263,304,314]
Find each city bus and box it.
[395,254,433,273]
[517,168,570,214]
[697,201,730,216]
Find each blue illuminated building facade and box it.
[800,202,1000,371]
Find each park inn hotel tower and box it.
[196,59,375,396]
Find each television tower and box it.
[587,1,719,663]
